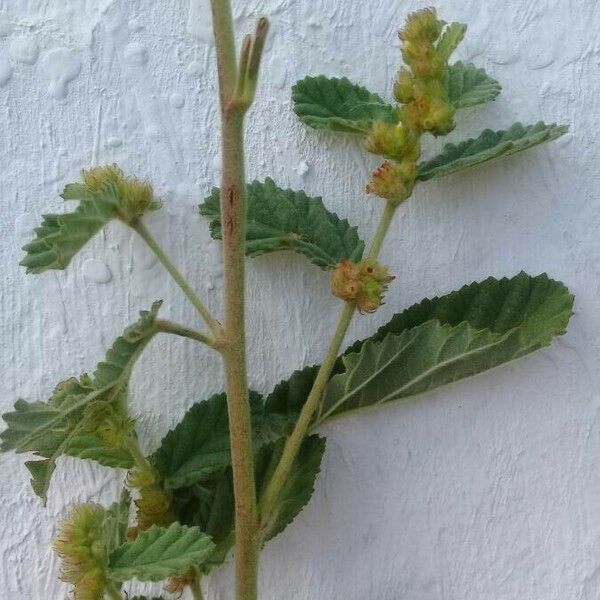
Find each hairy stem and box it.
[209,3,268,600]
[258,201,398,529]
[132,220,222,335]
[156,318,219,350]
[189,579,204,600]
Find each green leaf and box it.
[1,303,162,501]
[437,23,467,60]
[417,122,568,181]
[320,273,573,420]
[257,435,326,541]
[200,179,365,270]
[445,62,501,109]
[21,167,160,274]
[108,523,215,582]
[154,392,290,490]
[292,75,396,134]
[264,365,319,419]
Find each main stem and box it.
[259,201,397,526]
[210,2,260,600]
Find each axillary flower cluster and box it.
[332,8,459,313]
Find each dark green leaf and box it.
[108,523,214,582]
[257,435,326,540]
[445,62,501,109]
[200,179,364,270]
[320,273,573,420]
[292,75,396,134]
[417,122,568,181]
[154,392,290,490]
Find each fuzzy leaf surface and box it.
[417,122,568,181]
[21,184,121,274]
[109,523,215,582]
[200,179,364,270]
[154,392,290,490]
[292,75,397,134]
[0,303,161,501]
[437,23,467,60]
[320,273,573,420]
[445,62,501,109]
[104,489,132,553]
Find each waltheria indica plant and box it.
[2,6,574,600]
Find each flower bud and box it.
[394,68,415,104]
[399,8,442,44]
[366,161,415,204]
[364,121,407,160]
[53,504,108,600]
[331,259,394,314]
[81,164,161,223]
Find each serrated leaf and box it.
[200,179,365,270]
[446,62,501,109]
[437,23,467,60]
[21,166,160,274]
[257,435,326,540]
[417,122,568,181]
[319,273,573,420]
[1,303,161,501]
[264,364,319,418]
[154,392,290,490]
[292,75,396,134]
[109,523,214,582]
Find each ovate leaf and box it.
[264,364,319,419]
[417,122,568,181]
[445,62,501,109]
[200,179,365,270]
[319,273,573,420]
[292,75,396,134]
[108,523,215,582]
[257,435,326,541]
[154,392,289,490]
[65,432,134,469]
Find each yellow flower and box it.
[331,259,395,313]
[53,504,108,600]
[366,161,416,205]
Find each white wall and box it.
[0,0,598,598]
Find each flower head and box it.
[53,504,108,600]
[331,259,395,313]
[366,161,416,204]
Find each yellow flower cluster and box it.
[331,258,394,313]
[126,468,174,536]
[364,8,462,206]
[81,164,161,223]
[53,504,108,600]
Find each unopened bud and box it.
[366,161,416,204]
[365,121,409,160]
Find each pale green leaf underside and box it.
[154,392,290,490]
[292,75,397,134]
[20,184,122,274]
[109,523,215,582]
[265,273,573,422]
[320,273,573,420]
[417,122,568,181]
[445,62,501,109]
[200,179,364,270]
[437,23,467,60]
[0,303,161,501]
[104,489,132,553]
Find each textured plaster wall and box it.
[0,0,598,598]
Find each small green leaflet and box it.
[108,523,215,582]
[200,179,365,270]
[417,122,568,181]
[153,392,290,490]
[319,273,573,420]
[21,183,121,274]
[256,435,326,541]
[437,23,467,60]
[292,75,397,134]
[445,62,501,109]
[103,489,132,554]
[0,303,162,502]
